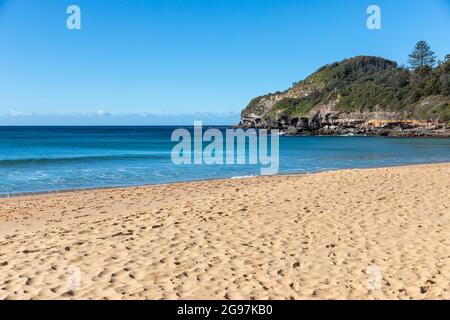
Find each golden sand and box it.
[0,163,449,300]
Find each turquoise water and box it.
[1,126,450,196]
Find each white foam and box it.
[231,175,257,179]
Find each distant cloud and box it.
[94,110,110,116]
[5,110,33,117]
[0,111,240,125]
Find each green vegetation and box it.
[408,41,437,69]
[243,42,450,122]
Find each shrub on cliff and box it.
[242,50,450,122]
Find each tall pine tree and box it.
[408,41,437,70]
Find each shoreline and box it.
[237,127,450,138]
[0,162,449,299]
[1,161,450,199]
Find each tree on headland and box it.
[408,41,437,70]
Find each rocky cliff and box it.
[238,56,450,136]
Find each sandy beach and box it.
[0,163,449,300]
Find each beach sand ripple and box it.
[0,164,449,300]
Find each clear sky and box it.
[0,0,449,124]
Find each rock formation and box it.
[238,56,450,137]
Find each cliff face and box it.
[239,56,450,136]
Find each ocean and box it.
[1,126,450,196]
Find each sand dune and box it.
[0,163,449,300]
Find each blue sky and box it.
[0,0,449,124]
